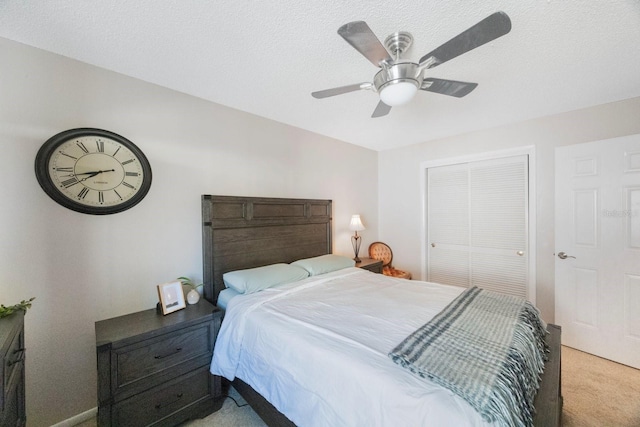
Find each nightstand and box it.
[356,257,384,274]
[95,300,223,426]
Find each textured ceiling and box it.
[1,1,639,151]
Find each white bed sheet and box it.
[211,267,493,427]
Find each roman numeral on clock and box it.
[59,152,78,160]
[77,187,89,200]
[61,177,79,188]
[77,141,89,153]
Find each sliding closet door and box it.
[426,155,529,299]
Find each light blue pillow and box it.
[223,263,309,294]
[291,254,355,276]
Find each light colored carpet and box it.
[76,346,640,426]
[183,385,266,427]
[72,387,265,427]
[561,345,640,427]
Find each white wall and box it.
[378,96,640,323]
[0,37,378,426]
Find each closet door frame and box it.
[420,146,537,303]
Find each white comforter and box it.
[210,267,493,427]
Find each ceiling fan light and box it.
[379,80,419,106]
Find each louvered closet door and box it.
[427,155,529,299]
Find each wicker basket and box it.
[368,242,411,280]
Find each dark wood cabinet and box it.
[95,300,223,426]
[356,257,384,274]
[0,310,26,427]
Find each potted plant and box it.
[0,297,35,319]
[177,277,203,305]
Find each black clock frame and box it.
[35,128,152,215]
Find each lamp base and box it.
[351,234,362,264]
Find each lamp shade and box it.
[349,214,365,232]
[379,80,419,106]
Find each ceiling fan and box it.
[312,12,512,118]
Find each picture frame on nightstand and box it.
[157,281,186,315]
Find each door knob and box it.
[557,252,576,260]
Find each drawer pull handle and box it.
[8,348,25,367]
[155,393,183,409]
[154,347,182,359]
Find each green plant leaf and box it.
[176,276,203,289]
[0,297,35,319]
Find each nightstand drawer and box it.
[114,323,211,393]
[112,366,211,427]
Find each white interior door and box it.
[555,134,640,368]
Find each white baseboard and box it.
[50,407,97,427]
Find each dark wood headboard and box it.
[201,195,333,303]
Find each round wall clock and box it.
[35,128,152,215]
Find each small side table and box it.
[95,300,223,426]
[355,257,383,274]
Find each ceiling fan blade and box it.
[312,83,369,99]
[421,78,478,97]
[338,21,393,68]
[371,100,391,118]
[419,11,511,69]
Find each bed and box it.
[201,195,562,427]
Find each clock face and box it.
[35,128,152,215]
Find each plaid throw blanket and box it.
[389,287,548,427]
